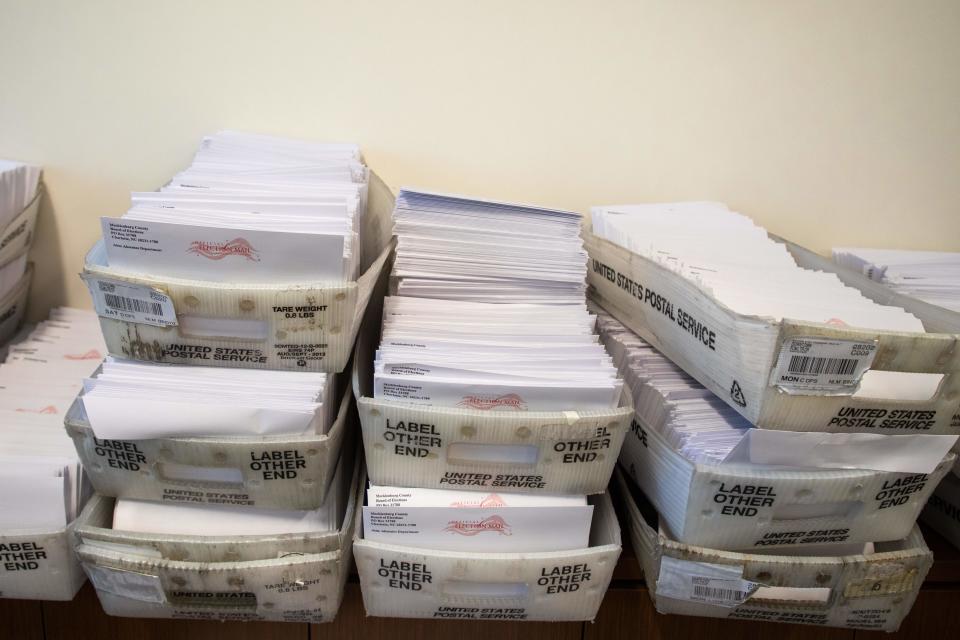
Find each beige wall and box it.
[0,0,957,320]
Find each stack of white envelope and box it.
[0,159,41,230]
[834,247,960,313]
[0,308,104,531]
[362,484,593,552]
[99,131,366,284]
[374,296,622,411]
[81,359,333,439]
[592,202,925,331]
[392,189,587,304]
[0,160,40,301]
[379,189,621,412]
[597,312,750,463]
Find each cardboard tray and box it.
[353,310,633,495]
[0,187,41,270]
[64,382,354,510]
[81,173,395,373]
[72,457,364,623]
[921,462,960,551]
[71,444,357,563]
[0,261,32,346]
[353,489,621,621]
[615,468,931,632]
[0,518,86,601]
[584,228,960,434]
[621,409,955,550]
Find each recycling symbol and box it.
[730,380,746,407]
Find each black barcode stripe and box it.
[787,355,857,376]
[103,293,162,316]
[692,584,745,601]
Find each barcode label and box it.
[771,337,877,394]
[692,584,746,602]
[787,355,858,377]
[103,293,163,317]
[656,556,759,608]
[85,277,178,327]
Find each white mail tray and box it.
[73,459,364,624]
[353,321,633,495]
[616,468,931,632]
[353,490,621,622]
[81,173,395,373]
[64,382,354,510]
[585,227,960,434]
[621,416,954,550]
[0,517,87,601]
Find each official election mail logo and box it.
[187,238,261,262]
[449,494,508,508]
[443,515,512,536]
[457,393,527,411]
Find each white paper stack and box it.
[0,159,41,230]
[834,247,960,313]
[100,131,366,284]
[81,359,333,439]
[362,484,593,552]
[597,311,751,464]
[380,189,621,411]
[374,296,622,411]
[0,159,40,300]
[392,189,587,304]
[592,203,925,332]
[0,308,104,531]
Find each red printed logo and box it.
[16,405,58,415]
[449,494,508,508]
[64,349,103,361]
[443,515,512,536]
[187,238,260,261]
[457,393,527,411]
[825,317,848,327]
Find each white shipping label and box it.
[86,565,167,604]
[656,556,759,608]
[85,277,178,327]
[770,337,877,393]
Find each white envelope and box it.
[100,217,347,284]
[363,484,593,553]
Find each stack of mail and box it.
[100,131,366,284]
[81,360,333,439]
[597,311,750,464]
[834,247,960,313]
[392,189,587,304]
[374,296,622,411]
[0,159,41,230]
[0,160,41,300]
[362,484,593,552]
[0,308,104,531]
[592,203,925,332]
